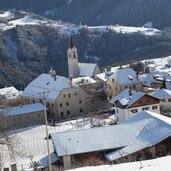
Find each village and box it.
[0,35,171,171]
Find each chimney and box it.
[69,75,73,86]
[136,72,139,80]
[128,88,132,96]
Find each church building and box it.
[67,34,101,78]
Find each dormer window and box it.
[74,53,76,58]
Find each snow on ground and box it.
[0,11,14,19]
[9,16,47,26]
[0,11,161,37]
[143,55,171,74]
[0,125,58,170]
[68,155,171,171]
[86,25,161,36]
[0,115,116,170]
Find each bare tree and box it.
[0,109,25,168]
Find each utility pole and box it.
[38,90,52,171]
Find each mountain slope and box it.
[0,0,171,29]
[0,11,171,89]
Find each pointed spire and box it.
[69,34,74,49]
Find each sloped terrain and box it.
[0,0,171,29]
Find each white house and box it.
[0,86,19,100]
[150,88,171,112]
[109,89,160,122]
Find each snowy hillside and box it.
[0,10,161,36]
[68,156,171,171]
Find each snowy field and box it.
[0,125,58,170]
[0,115,116,170]
[0,10,161,36]
[0,11,14,19]
[68,156,171,171]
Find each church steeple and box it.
[67,34,79,78]
[69,34,74,49]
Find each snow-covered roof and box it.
[78,63,97,77]
[151,88,171,99]
[106,111,171,161]
[51,122,145,157]
[72,76,96,86]
[95,71,113,82]
[51,111,171,159]
[110,68,141,85]
[0,86,18,96]
[0,103,46,116]
[22,73,71,100]
[109,89,147,108]
[139,72,171,88]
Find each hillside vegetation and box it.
[0,0,171,29]
[1,24,171,89]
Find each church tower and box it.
[67,34,79,78]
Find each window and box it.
[80,109,83,113]
[33,100,35,103]
[112,79,114,83]
[52,103,54,108]
[130,109,138,113]
[60,103,62,107]
[68,93,70,98]
[75,92,77,96]
[142,107,149,111]
[63,94,65,97]
[74,54,76,58]
[38,113,40,117]
[67,111,70,115]
[79,100,82,104]
[27,115,29,119]
[133,85,136,89]
[52,112,55,117]
[13,117,15,121]
[19,117,21,120]
[47,103,50,107]
[60,112,64,116]
[152,105,157,110]
[66,102,69,106]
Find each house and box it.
[67,34,101,78]
[51,111,171,169]
[21,73,98,120]
[109,89,160,122]
[139,72,171,91]
[0,86,20,100]
[107,67,143,99]
[95,71,113,89]
[0,103,46,131]
[151,88,171,113]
